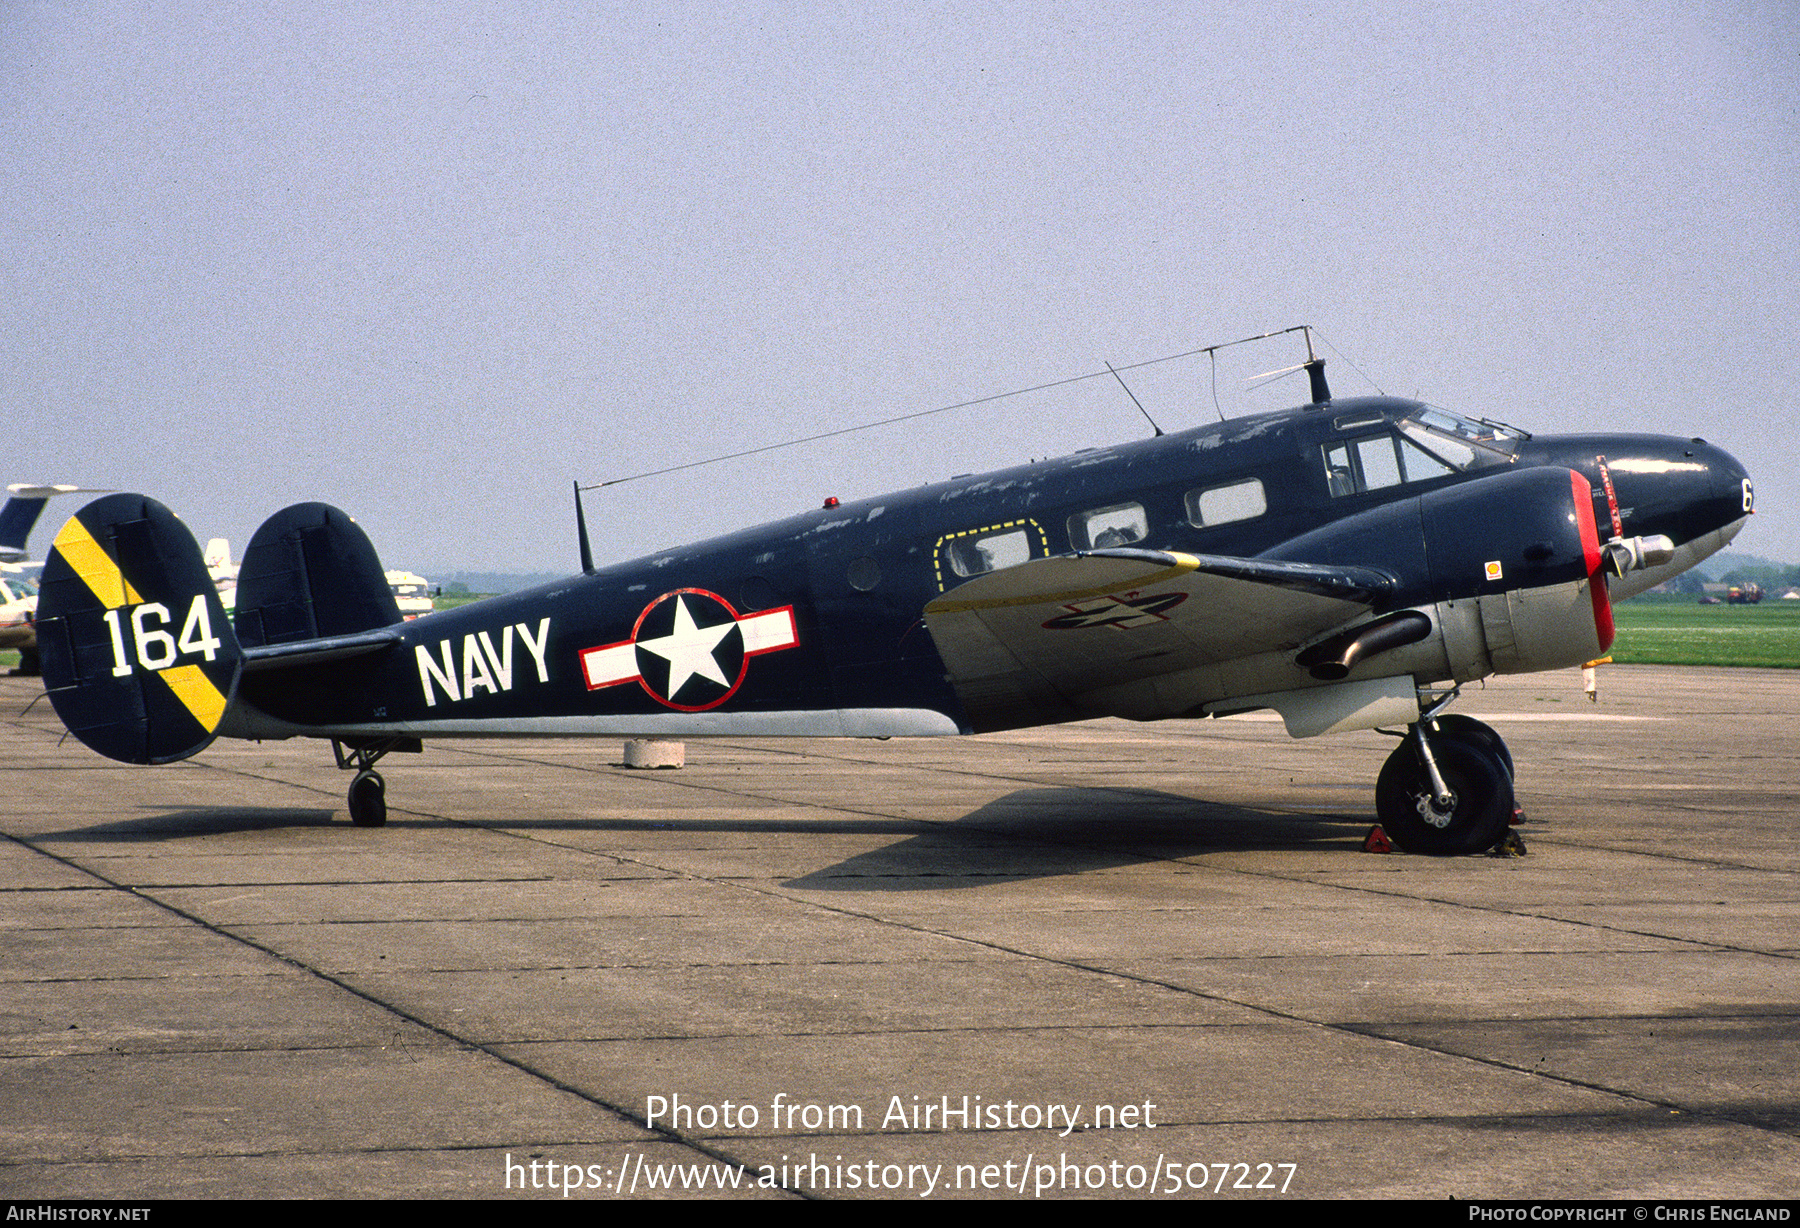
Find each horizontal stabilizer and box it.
[241,625,405,672]
[36,494,243,764]
[923,549,1391,728]
[234,503,402,648]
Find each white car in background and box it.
[387,570,437,619]
[0,572,38,674]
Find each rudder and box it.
[36,494,243,764]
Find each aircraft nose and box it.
[1596,437,1750,548]
[1705,441,1754,520]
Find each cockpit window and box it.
[1324,405,1524,497]
[1324,433,1457,496]
[1397,419,1478,469]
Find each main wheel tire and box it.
[1428,714,1514,780]
[348,769,387,827]
[1376,734,1513,855]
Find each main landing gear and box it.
[1375,691,1516,855]
[332,737,421,827]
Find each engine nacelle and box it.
[1430,468,1612,675]
[1272,467,1612,683]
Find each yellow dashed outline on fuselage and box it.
[933,518,1049,591]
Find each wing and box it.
[922,548,1394,729]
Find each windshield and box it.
[1398,405,1526,471]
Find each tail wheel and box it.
[348,769,387,827]
[1376,734,1513,855]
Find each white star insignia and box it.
[578,589,800,710]
[635,594,735,695]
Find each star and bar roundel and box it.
[578,588,800,712]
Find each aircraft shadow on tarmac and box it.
[41,805,343,841]
[781,786,1369,890]
[36,787,1367,878]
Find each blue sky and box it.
[6,1,1795,571]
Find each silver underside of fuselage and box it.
[1607,515,1747,600]
[219,704,964,742]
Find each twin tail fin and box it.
[38,495,401,764]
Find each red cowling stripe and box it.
[1571,469,1615,652]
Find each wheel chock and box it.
[1363,824,1396,853]
[1488,829,1528,858]
[1511,804,1527,826]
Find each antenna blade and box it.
[1106,361,1163,437]
[573,482,595,575]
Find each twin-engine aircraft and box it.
[36,354,1752,853]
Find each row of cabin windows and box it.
[1066,476,1269,551]
[943,476,1268,580]
[938,426,1480,585]
[1065,477,1271,549]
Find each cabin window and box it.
[934,519,1049,589]
[1068,502,1148,551]
[1186,478,1266,528]
[947,529,1028,577]
[940,527,1025,580]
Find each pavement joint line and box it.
[0,826,813,1198]
[1509,830,1800,874]
[10,668,1799,1192]
[0,1104,1732,1170]
[1181,866,1800,963]
[306,735,1800,1135]
[429,735,1249,818]
[395,811,1780,1139]
[418,774,1800,1145]
[0,1139,767,1168]
[86,877,560,889]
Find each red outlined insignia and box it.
[579,588,799,711]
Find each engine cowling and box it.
[1269,467,1611,681]
[1423,467,1611,674]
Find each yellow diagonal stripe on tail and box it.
[51,516,143,608]
[157,663,228,732]
[52,512,226,734]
